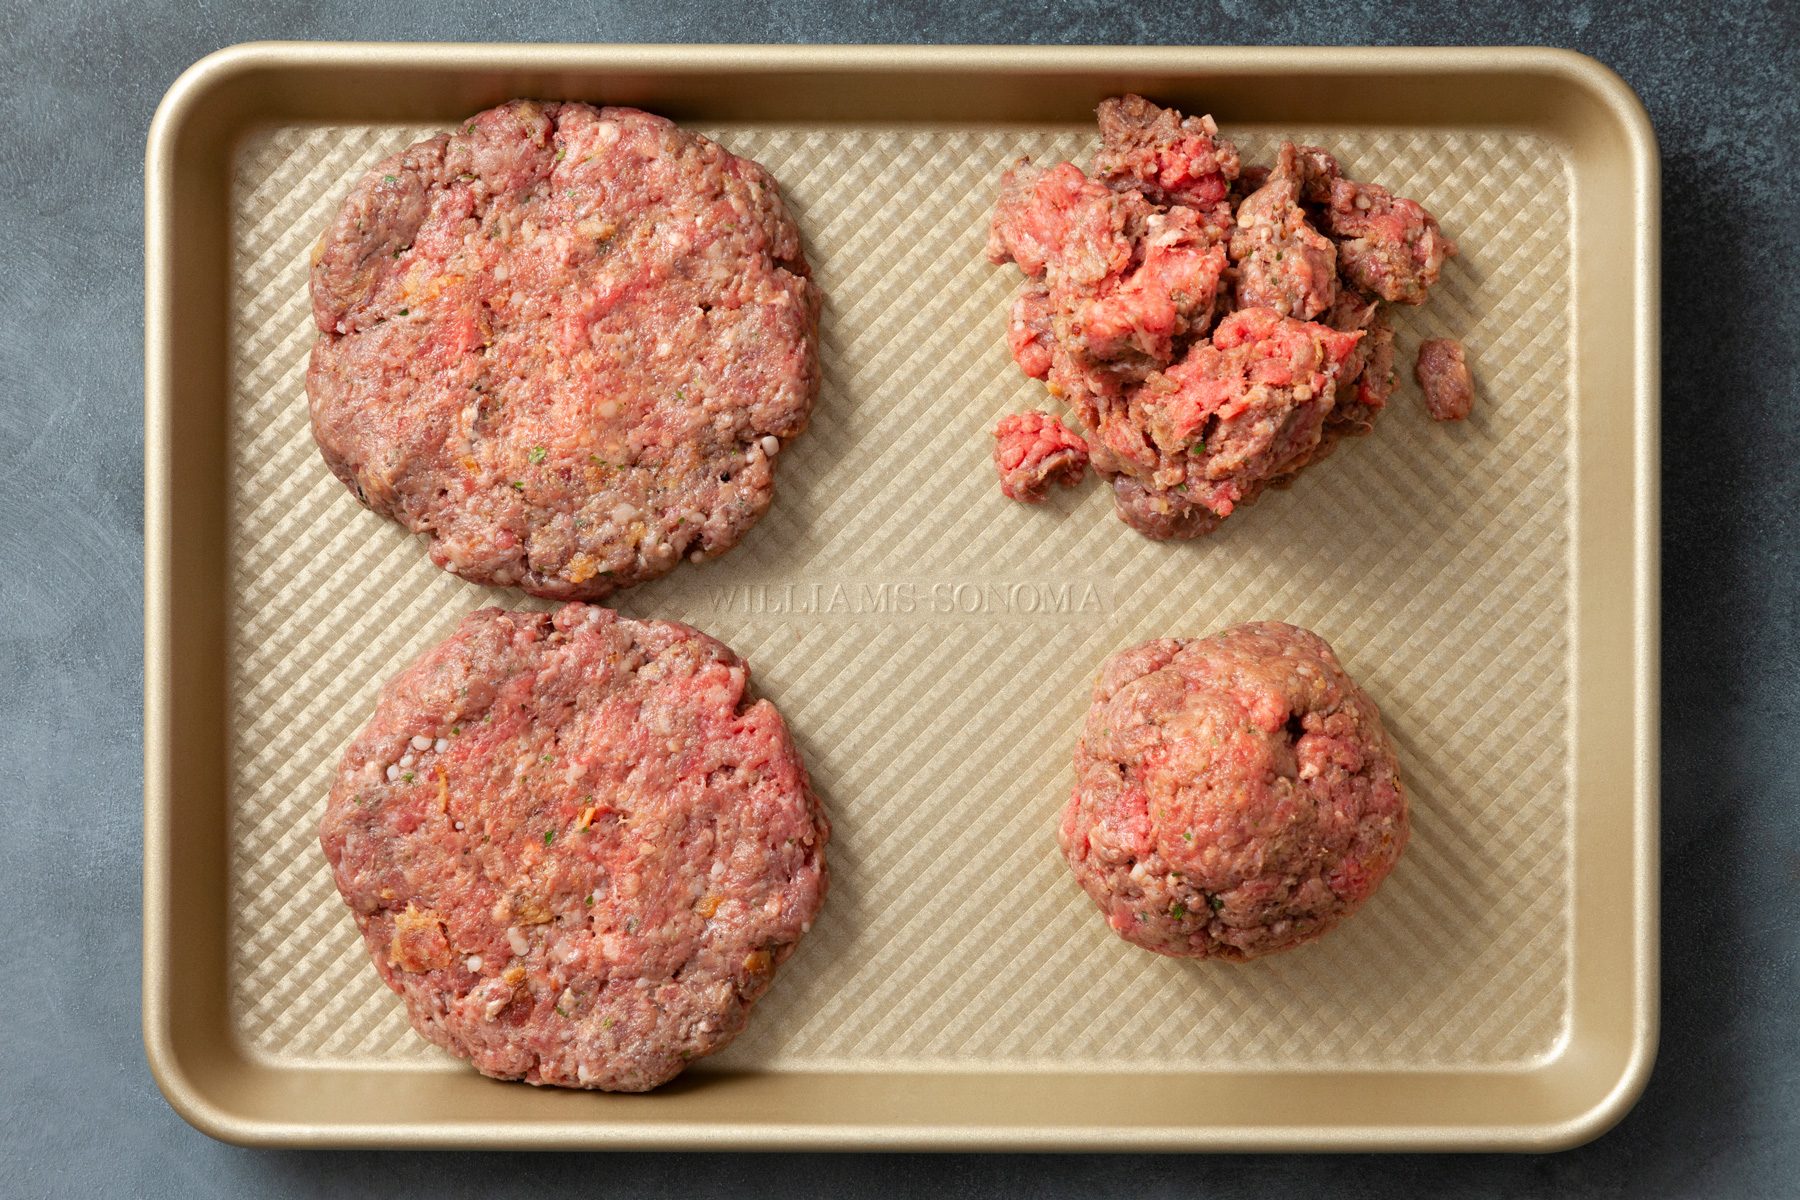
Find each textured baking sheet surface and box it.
[226,119,1573,1073]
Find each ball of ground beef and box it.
[319,603,828,1090]
[1059,622,1407,960]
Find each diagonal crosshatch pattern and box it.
[226,117,1575,1072]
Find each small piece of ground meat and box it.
[1321,288,1396,431]
[1228,142,1338,321]
[1300,146,1457,305]
[1108,474,1223,540]
[994,411,1091,502]
[1069,207,1227,365]
[1261,294,1395,490]
[989,160,1226,368]
[1415,338,1475,420]
[1093,94,1241,228]
[1006,282,1055,380]
[987,159,1133,280]
[1133,307,1364,519]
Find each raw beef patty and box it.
[308,101,821,598]
[320,603,829,1091]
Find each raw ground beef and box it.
[987,160,1226,370]
[1060,622,1408,960]
[1092,93,1240,227]
[985,96,1463,536]
[1300,145,1459,305]
[319,603,829,1091]
[308,101,820,599]
[993,410,1090,502]
[1228,143,1338,320]
[1416,337,1476,420]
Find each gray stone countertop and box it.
[1,1,1794,1195]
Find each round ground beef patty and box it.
[319,603,829,1091]
[1060,622,1406,960]
[308,100,820,599]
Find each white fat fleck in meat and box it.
[399,753,415,769]
[506,927,530,956]
[479,979,514,1020]
[411,735,432,751]
[577,1061,600,1084]
[465,955,483,972]
[434,738,450,753]
[385,764,401,782]
[759,435,781,457]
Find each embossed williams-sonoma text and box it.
[707,579,1113,619]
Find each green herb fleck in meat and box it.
[511,481,525,490]
[383,174,397,183]
[543,828,555,846]
[554,147,566,162]
[1208,895,1225,912]
[528,446,547,464]
[400,772,414,784]
[555,1004,570,1017]
[1170,901,1188,919]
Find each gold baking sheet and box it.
[145,43,1658,1151]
